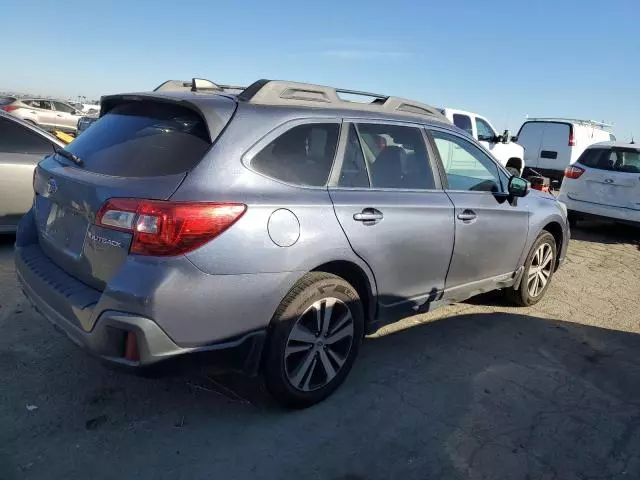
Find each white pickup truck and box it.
[440,107,525,176]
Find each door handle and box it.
[457,210,477,221]
[353,208,383,223]
[56,114,63,117]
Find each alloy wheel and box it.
[527,243,554,298]
[284,297,354,392]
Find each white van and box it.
[440,108,525,176]
[516,118,615,182]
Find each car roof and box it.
[0,110,65,147]
[103,88,454,130]
[587,141,640,150]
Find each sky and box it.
[1,0,638,139]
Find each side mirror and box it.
[508,176,529,197]
[501,129,511,144]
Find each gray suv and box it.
[15,78,569,408]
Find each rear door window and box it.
[580,148,640,173]
[452,114,473,136]
[62,102,212,177]
[251,123,339,187]
[0,117,56,155]
[356,123,435,190]
[52,101,76,114]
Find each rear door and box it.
[33,97,236,290]
[329,121,455,315]
[538,122,570,171]
[0,117,57,230]
[572,148,640,210]
[516,121,544,168]
[24,100,57,129]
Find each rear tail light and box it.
[564,165,585,179]
[1,105,19,112]
[96,199,246,256]
[568,126,576,146]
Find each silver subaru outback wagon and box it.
[15,78,569,408]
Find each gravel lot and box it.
[1,223,639,479]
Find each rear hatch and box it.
[569,147,640,210]
[33,95,236,290]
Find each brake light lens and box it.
[568,126,576,146]
[96,199,246,256]
[1,105,19,112]
[564,165,585,179]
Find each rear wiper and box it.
[55,148,84,167]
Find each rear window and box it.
[63,102,211,177]
[0,96,15,106]
[251,123,339,186]
[578,148,640,173]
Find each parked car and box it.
[558,141,640,227]
[440,108,525,176]
[1,97,84,134]
[15,78,569,408]
[76,115,98,135]
[516,118,615,183]
[69,102,100,115]
[0,111,64,233]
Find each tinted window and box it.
[476,117,495,141]
[0,117,55,155]
[338,125,369,188]
[0,97,15,106]
[24,100,52,110]
[452,114,473,135]
[63,102,211,177]
[52,102,75,114]
[579,148,640,173]
[431,130,502,192]
[252,123,339,187]
[357,123,435,190]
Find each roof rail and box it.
[238,79,447,121]
[525,117,613,128]
[153,78,245,94]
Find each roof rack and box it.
[525,117,613,128]
[153,77,446,121]
[153,78,245,94]
[238,79,446,121]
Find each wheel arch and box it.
[542,221,564,270]
[312,260,377,331]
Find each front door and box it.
[329,121,455,315]
[51,101,81,132]
[428,129,529,292]
[24,100,57,130]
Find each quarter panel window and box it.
[356,123,435,190]
[431,130,502,192]
[251,123,339,187]
[338,124,370,188]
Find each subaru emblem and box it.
[46,178,58,195]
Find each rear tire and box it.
[263,272,364,409]
[506,231,557,307]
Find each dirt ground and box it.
[1,222,639,480]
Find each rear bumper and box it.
[559,193,640,225]
[17,254,266,374]
[13,211,276,375]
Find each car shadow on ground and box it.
[570,220,639,249]
[2,308,640,479]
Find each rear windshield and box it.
[578,148,640,173]
[63,102,211,177]
[0,96,15,106]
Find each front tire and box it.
[263,272,364,409]
[506,231,557,307]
